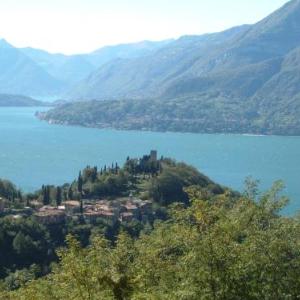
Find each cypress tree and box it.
[78,172,83,195]
[80,197,83,215]
[63,190,67,201]
[68,186,73,200]
[56,186,62,207]
[42,185,50,206]
[91,166,97,182]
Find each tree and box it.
[55,187,62,207]
[79,198,83,215]
[42,185,50,206]
[77,172,83,195]
[91,166,98,182]
[115,163,119,174]
[13,233,35,256]
[67,186,73,200]
[63,190,68,201]
[3,182,300,299]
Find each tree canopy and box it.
[2,181,300,300]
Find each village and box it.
[0,196,153,225]
[0,150,160,225]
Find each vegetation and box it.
[31,154,224,206]
[47,0,300,136]
[0,154,228,292]
[0,154,299,299]
[0,179,22,201]
[1,180,300,299]
[39,94,300,135]
[0,218,53,283]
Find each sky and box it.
[0,0,291,55]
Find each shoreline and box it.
[36,115,300,138]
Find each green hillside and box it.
[66,0,300,102]
[38,93,300,135]
[0,155,299,299]
[45,0,300,136]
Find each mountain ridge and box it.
[0,94,51,107]
[39,0,300,136]
[0,39,64,97]
[0,38,173,98]
[65,0,300,102]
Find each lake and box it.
[0,107,299,215]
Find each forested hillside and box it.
[67,0,300,103]
[43,0,300,136]
[38,95,300,135]
[1,176,299,299]
[0,154,228,293]
[0,154,299,299]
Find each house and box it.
[120,212,134,222]
[84,210,117,223]
[64,200,81,214]
[30,200,43,209]
[123,202,139,218]
[139,200,152,215]
[13,214,23,220]
[34,206,66,224]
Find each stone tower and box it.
[150,150,157,161]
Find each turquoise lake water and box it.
[0,107,299,215]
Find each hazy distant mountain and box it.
[20,39,173,90]
[84,39,174,67]
[21,48,95,86]
[0,94,50,106]
[43,0,300,135]
[0,39,63,97]
[66,26,250,100]
[0,38,172,98]
[66,0,300,104]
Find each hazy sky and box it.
[0,0,290,54]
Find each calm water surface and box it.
[0,107,299,215]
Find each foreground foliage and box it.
[0,155,226,289]
[2,182,300,299]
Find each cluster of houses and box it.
[33,197,153,225]
[0,151,159,225]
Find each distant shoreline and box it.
[36,115,300,138]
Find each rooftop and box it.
[84,210,115,217]
[35,210,65,217]
[64,200,80,206]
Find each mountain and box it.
[43,0,300,135]
[21,48,96,86]
[66,0,300,103]
[84,39,174,67]
[66,25,250,100]
[0,38,172,98]
[20,39,173,90]
[0,94,50,106]
[0,39,64,97]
